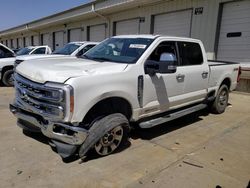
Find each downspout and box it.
[91,3,111,37]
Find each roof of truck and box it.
[113,34,201,42]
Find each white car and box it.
[0,45,51,86]
[14,42,99,67]
[10,35,241,159]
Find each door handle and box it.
[201,71,209,79]
[176,74,185,82]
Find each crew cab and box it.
[10,35,241,159]
[0,45,51,86]
[14,42,99,68]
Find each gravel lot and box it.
[0,87,249,188]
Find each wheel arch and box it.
[220,77,231,90]
[81,96,133,126]
[1,65,14,79]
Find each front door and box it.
[141,40,185,118]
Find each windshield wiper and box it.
[81,55,111,62]
[92,57,112,62]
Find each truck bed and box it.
[208,60,240,91]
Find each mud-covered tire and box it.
[211,85,229,114]
[2,69,14,87]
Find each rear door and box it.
[176,41,209,103]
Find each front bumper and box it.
[9,103,88,146]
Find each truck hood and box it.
[16,54,67,61]
[16,56,128,83]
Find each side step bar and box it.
[139,104,207,129]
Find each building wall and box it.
[0,0,237,59]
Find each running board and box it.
[139,104,207,129]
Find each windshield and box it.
[16,47,34,56]
[52,43,82,55]
[83,38,154,64]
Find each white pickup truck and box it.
[0,45,51,86]
[10,35,241,159]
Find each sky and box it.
[0,0,91,31]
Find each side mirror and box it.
[145,53,177,76]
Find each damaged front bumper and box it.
[9,103,88,158]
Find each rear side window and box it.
[177,42,203,66]
[32,47,46,54]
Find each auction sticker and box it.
[129,44,147,49]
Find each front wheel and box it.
[95,125,125,156]
[2,69,14,87]
[92,113,129,156]
[211,84,229,114]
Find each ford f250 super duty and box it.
[9,35,241,159]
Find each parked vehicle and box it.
[14,42,99,68]
[10,35,241,159]
[0,45,52,86]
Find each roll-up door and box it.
[53,31,64,50]
[153,9,192,37]
[33,35,39,46]
[69,28,82,42]
[25,37,31,47]
[18,37,23,48]
[88,24,106,42]
[217,0,250,63]
[115,18,140,35]
[42,33,50,46]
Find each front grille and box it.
[14,73,65,121]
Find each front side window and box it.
[148,41,178,64]
[83,38,154,64]
[16,47,34,56]
[32,47,46,54]
[52,43,82,55]
[177,42,203,66]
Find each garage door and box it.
[54,31,64,50]
[18,37,23,48]
[33,35,39,46]
[153,9,192,37]
[217,0,250,63]
[69,28,82,42]
[89,24,106,42]
[42,33,50,46]
[115,18,140,35]
[25,37,31,47]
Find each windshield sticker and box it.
[129,44,147,49]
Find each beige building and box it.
[0,0,249,64]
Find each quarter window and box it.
[177,42,203,66]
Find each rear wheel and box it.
[211,85,229,114]
[2,69,14,87]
